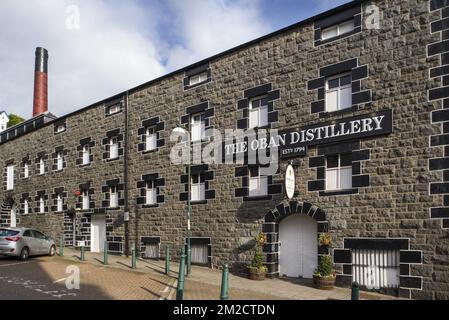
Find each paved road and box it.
[0,256,175,300]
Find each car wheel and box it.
[20,247,29,261]
[49,245,56,256]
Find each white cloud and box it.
[0,0,268,118]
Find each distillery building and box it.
[1,0,449,299]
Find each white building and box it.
[0,111,9,133]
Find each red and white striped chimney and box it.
[33,47,48,117]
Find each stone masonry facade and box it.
[1,0,449,299]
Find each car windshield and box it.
[0,229,20,237]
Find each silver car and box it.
[0,228,56,260]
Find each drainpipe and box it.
[124,91,130,257]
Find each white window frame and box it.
[145,126,157,152]
[56,194,63,212]
[248,96,269,129]
[110,137,119,159]
[23,199,29,215]
[82,190,89,210]
[6,164,14,190]
[191,173,205,202]
[108,104,121,115]
[188,71,208,86]
[325,154,353,191]
[248,167,268,197]
[145,180,157,205]
[82,145,90,165]
[191,113,205,142]
[39,158,45,175]
[321,19,354,41]
[23,162,29,178]
[325,73,352,112]
[56,152,63,171]
[39,197,45,214]
[56,124,66,133]
[110,186,118,208]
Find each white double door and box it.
[90,215,106,253]
[279,214,317,278]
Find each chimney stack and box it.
[33,47,48,117]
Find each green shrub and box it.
[315,254,333,277]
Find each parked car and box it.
[0,228,56,260]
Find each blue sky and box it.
[0,0,351,118]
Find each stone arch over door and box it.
[263,201,328,278]
[0,195,16,228]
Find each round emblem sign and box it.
[285,164,295,199]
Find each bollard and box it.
[351,281,359,300]
[80,245,85,261]
[176,248,186,300]
[165,245,170,275]
[131,243,137,269]
[220,264,229,300]
[104,240,108,265]
[59,238,64,257]
[186,243,191,276]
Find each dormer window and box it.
[55,124,66,133]
[107,103,121,115]
[189,71,208,86]
[321,20,354,41]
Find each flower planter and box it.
[248,267,266,281]
[313,274,336,290]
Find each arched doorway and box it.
[279,214,317,278]
[263,201,328,278]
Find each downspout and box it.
[124,91,130,257]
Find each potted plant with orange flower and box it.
[313,233,336,289]
[248,232,268,280]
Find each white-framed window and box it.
[248,166,268,197]
[56,152,63,171]
[23,199,29,215]
[110,186,118,208]
[191,113,205,142]
[23,162,29,178]
[110,137,118,159]
[82,190,89,210]
[325,153,352,191]
[56,194,63,212]
[145,127,157,151]
[188,71,208,86]
[6,164,14,190]
[146,180,157,205]
[107,104,121,115]
[325,73,352,112]
[55,124,66,133]
[321,19,354,40]
[39,196,45,213]
[82,145,90,165]
[191,173,205,202]
[249,96,269,129]
[39,158,45,175]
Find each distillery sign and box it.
[224,110,393,158]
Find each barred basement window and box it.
[188,71,208,86]
[146,181,156,205]
[23,162,29,178]
[39,158,45,175]
[82,190,89,210]
[39,196,45,213]
[56,152,63,171]
[191,173,205,201]
[249,96,268,129]
[110,137,118,159]
[6,164,14,190]
[82,145,90,165]
[110,186,118,207]
[56,194,63,212]
[23,199,29,215]
[321,20,354,40]
[145,127,157,152]
[249,166,268,197]
[191,113,205,142]
[325,153,352,191]
[325,73,352,112]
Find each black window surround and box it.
[314,4,362,47]
[180,102,215,142]
[102,128,124,161]
[75,182,95,212]
[179,164,215,204]
[76,137,95,167]
[137,116,165,154]
[183,63,212,90]
[101,179,125,210]
[136,173,165,208]
[51,187,68,213]
[53,120,66,135]
[234,164,282,201]
[105,97,123,117]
